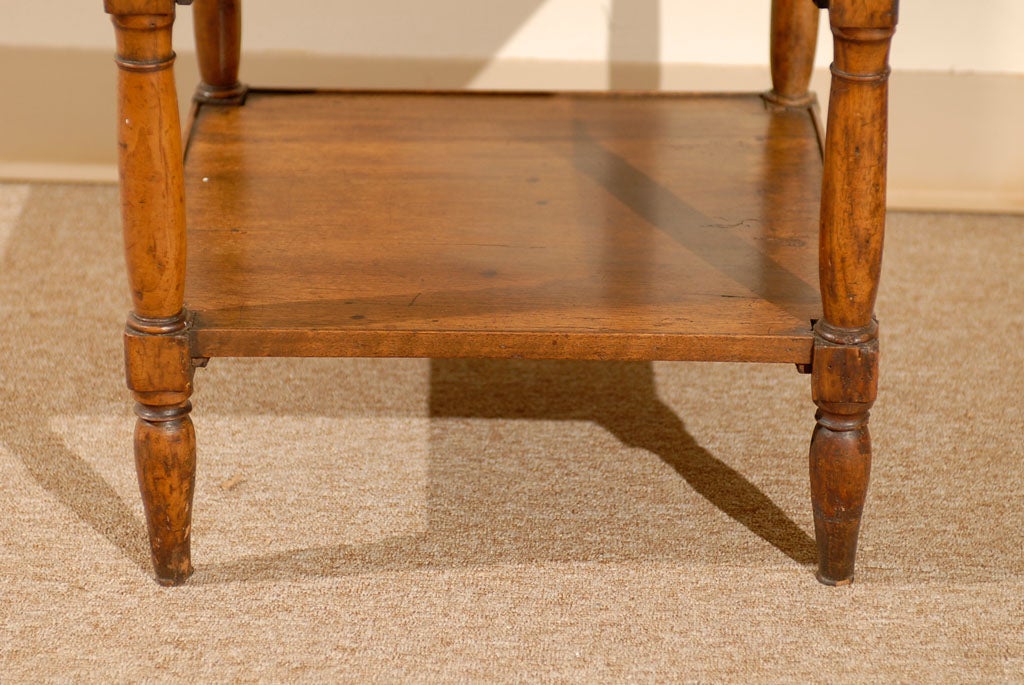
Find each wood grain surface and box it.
[184,91,824,363]
[109,0,196,586]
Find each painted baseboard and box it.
[0,163,117,184]
[2,46,1022,213]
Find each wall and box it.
[1,0,1023,211]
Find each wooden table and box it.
[105,0,897,586]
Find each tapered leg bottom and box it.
[813,516,862,586]
[135,403,196,586]
[809,416,871,586]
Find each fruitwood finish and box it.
[811,0,896,586]
[192,0,245,103]
[768,0,820,106]
[105,0,897,586]
[106,0,195,586]
[184,92,824,362]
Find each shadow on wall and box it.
[235,0,662,90]
[38,3,1015,214]
[608,0,662,89]
[0,0,665,171]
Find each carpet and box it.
[1,182,1021,681]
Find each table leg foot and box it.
[135,401,196,586]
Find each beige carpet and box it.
[1,182,1022,682]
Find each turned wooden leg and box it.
[193,0,246,103]
[134,404,196,585]
[108,1,196,584]
[766,0,821,107]
[812,0,897,585]
[126,315,196,585]
[810,323,877,585]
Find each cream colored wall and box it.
[1,1,1023,211]
[6,1,1024,71]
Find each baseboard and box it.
[887,189,1024,215]
[2,46,1022,214]
[0,163,118,184]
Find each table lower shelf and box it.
[183,90,823,363]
